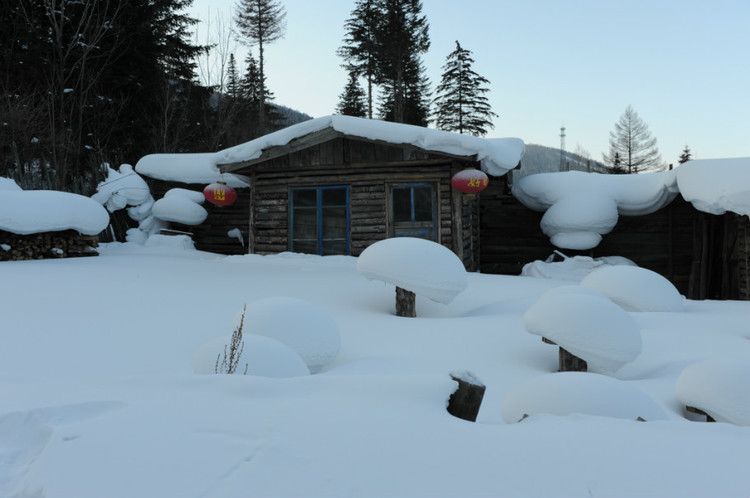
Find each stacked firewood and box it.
[0,230,99,261]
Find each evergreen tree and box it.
[338,0,382,118]
[603,105,663,174]
[226,54,242,99]
[373,0,430,125]
[433,41,497,136]
[237,51,280,139]
[234,0,286,135]
[611,152,626,174]
[679,145,692,164]
[336,73,368,117]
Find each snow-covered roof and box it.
[136,115,525,184]
[512,157,750,250]
[676,157,750,216]
[0,188,110,236]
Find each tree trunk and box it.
[447,372,486,422]
[559,347,587,372]
[395,286,416,317]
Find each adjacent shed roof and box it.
[135,115,525,184]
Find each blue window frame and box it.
[389,182,438,241]
[290,186,350,255]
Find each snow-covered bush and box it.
[240,297,341,374]
[151,188,208,226]
[581,265,684,312]
[523,289,642,372]
[501,372,668,423]
[675,358,750,426]
[357,237,467,317]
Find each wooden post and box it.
[447,372,486,422]
[395,286,416,318]
[559,347,587,372]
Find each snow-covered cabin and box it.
[137,115,525,271]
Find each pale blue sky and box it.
[189,0,750,165]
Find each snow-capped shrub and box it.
[240,297,341,374]
[675,358,750,426]
[581,265,684,312]
[192,334,309,378]
[501,372,669,423]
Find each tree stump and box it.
[395,286,416,318]
[559,347,587,372]
[447,371,486,422]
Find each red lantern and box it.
[203,182,237,206]
[451,169,489,194]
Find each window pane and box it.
[293,189,317,207]
[322,240,347,255]
[413,186,433,222]
[393,188,412,222]
[322,187,346,206]
[292,240,318,254]
[292,208,317,240]
[322,207,347,239]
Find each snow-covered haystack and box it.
[676,157,750,217]
[357,237,467,317]
[675,358,750,426]
[240,297,340,374]
[523,289,642,372]
[581,265,684,312]
[501,372,669,423]
[193,334,310,378]
[151,188,208,226]
[521,253,636,281]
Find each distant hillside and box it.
[273,104,313,127]
[512,144,612,182]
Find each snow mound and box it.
[522,254,637,281]
[675,358,750,426]
[92,164,151,212]
[357,237,468,304]
[135,153,250,188]
[513,170,678,249]
[240,297,341,374]
[144,234,195,250]
[676,157,750,216]
[581,265,684,312]
[152,189,208,226]
[0,177,22,191]
[0,190,109,236]
[193,334,310,377]
[524,292,642,372]
[502,372,669,423]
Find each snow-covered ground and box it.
[1,242,749,498]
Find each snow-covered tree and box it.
[433,41,497,136]
[679,145,692,164]
[603,105,663,174]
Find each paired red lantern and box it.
[203,182,237,206]
[451,169,489,194]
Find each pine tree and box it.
[238,50,279,139]
[373,0,430,125]
[433,41,497,136]
[226,54,241,99]
[336,73,368,117]
[679,145,692,164]
[234,0,286,135]
[338,0,382,119]
[603,105,663,174]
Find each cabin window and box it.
[290,186,349,255]
[388,182,438,241]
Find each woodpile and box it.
[0,229,99,261]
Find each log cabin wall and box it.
[233,136,483,270]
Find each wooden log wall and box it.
[0,229,99,261]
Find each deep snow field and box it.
[1,241,749,498]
